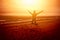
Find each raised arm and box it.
[27,10,32,15]
[37,10,43,15]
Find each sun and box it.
[14,0,41,10]
[22,0,36,5]
[21,0,41,10]
[13,0,47,11]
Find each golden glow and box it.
[22,0,37,10]
[22,0,36,5]
[14,0,44,10]
[1,0,58,16]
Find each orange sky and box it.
[0,0,59,16]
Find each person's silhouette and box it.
[28,10,43,24]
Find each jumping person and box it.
[28,10,43,24]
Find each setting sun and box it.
[22,0,36,5]
[14,0,43,10]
